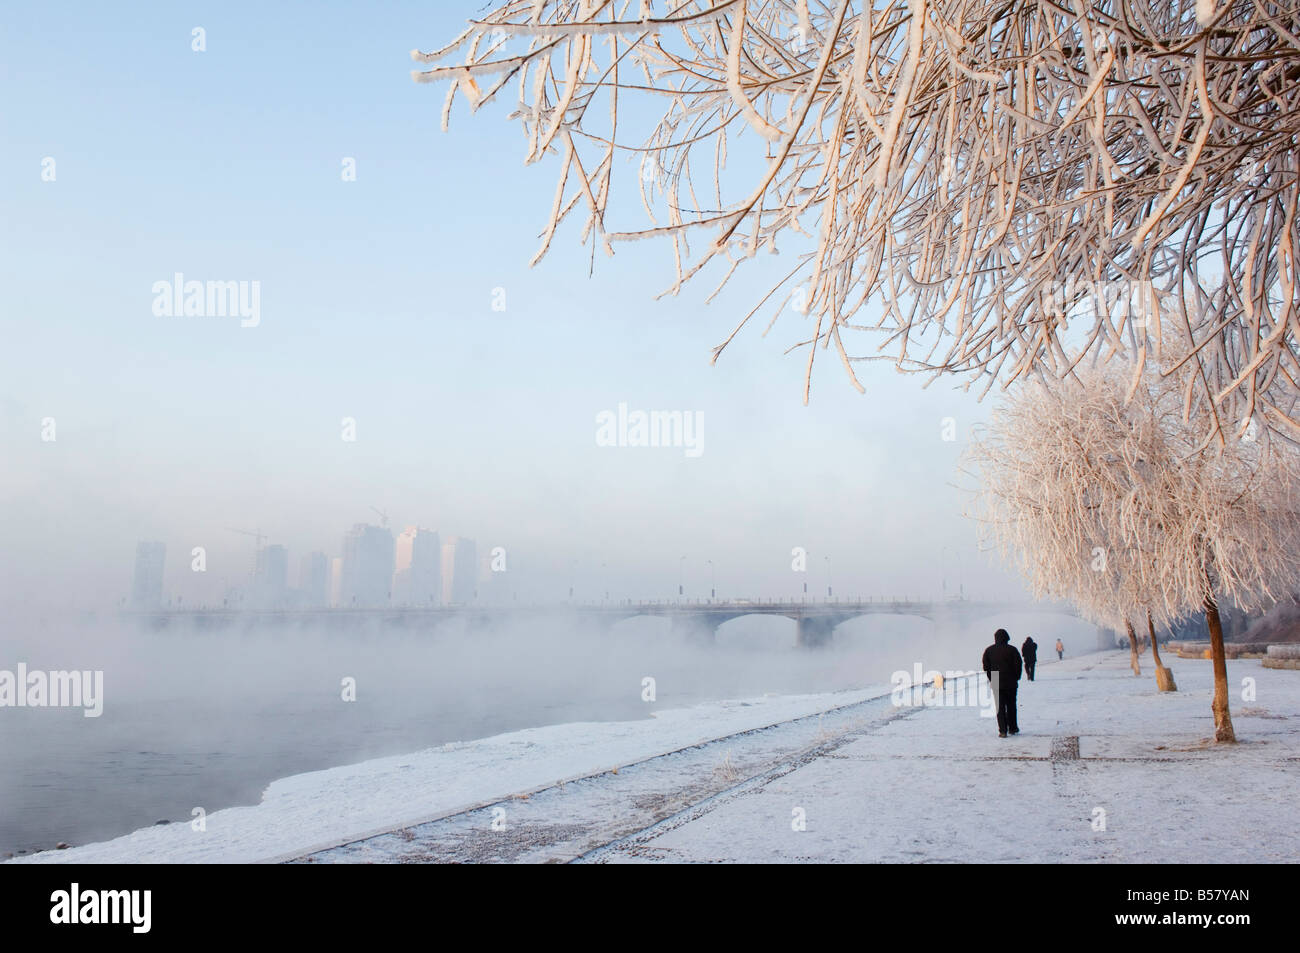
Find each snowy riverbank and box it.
[14,648,1300,863]
[11,685,887,864]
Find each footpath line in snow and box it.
[284,679,953,863]
[571,701,929,864]
[293,673,988,863]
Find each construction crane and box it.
[226,528,268,579]
[370,507,389,527]
[227,528,268,547]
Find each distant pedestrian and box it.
[982,628,1023,738]
[1022,637,1038,681]
[1055,638,1064,660]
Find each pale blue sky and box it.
[0,2,1025,609]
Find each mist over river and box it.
[0,610,1097,856]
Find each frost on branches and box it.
[415,1,1300,434]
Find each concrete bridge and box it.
[131,597,1109,648]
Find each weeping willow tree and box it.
[966,366,1300,741]
[415,1,1300,438]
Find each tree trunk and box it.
[1147,609,1176,692]
[1204,596,1236,743]
[1125,619,1141,676]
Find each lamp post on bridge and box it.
[825,556,832,602]
[946,546,967,598]
[941,546,965,601]
[707,559,715,602]
[678,555,686,601]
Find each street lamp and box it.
[706,559,715,601]
[678,555,686,599]
[941,546,964,600]
[825,555,832,600]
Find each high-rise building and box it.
[329,556,344,607]
[131,541,166,609]
[395,526,441,606]
[392,567,411,605]
[340,523,395,607]
[441,536,477,605]
[300,551,330,608]
[252,544,289,609]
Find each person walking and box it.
[982,629,1023,738]
[1021,636,1038,681]
[1055,638,1065,661]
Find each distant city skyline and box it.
[129,522,498,610]
[122,514,998,611]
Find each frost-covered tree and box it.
[417,1,1300,436]
[966,367,1300,741]
[966,369,1173,683]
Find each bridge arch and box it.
[713,613,802,649]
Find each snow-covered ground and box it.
[585,651,1300,864]
[10,684,887,864]
[13,650,1300,863]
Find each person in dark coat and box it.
[982,628,1023,737]
[1022,636,1038,681]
